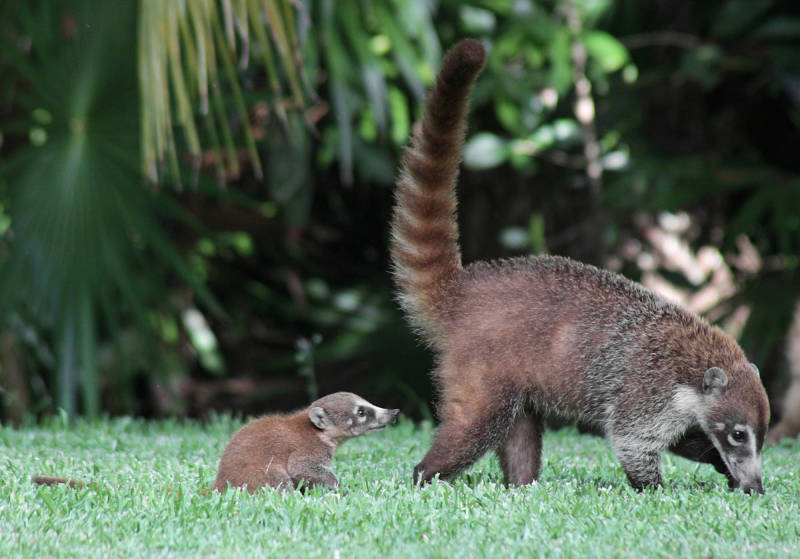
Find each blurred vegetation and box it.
[0,0,798,422]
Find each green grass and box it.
[2,416,799,558]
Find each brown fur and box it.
[768,301,800,443]
[31,476,87,489]
[391,39,770,493]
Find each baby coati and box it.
[212,392,399,493]
[32,392,399,494]
[390,39,769,494]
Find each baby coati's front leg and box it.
[496,409,544,486]
[288,454,339,491]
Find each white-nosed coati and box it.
[212,392,398,492]
[390,39,770,494]
[32,392,399,494]
[768,302,800,443]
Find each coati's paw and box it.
[629,480,664,493]
[413,464,452,487]
[412,464,429,486]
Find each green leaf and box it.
[548,28,572,94]
[463,133,510,170]
[495,99,522,134]
[582,31,629,73]
[388,86,410,146]
[459,5,496,34]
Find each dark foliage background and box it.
[1,0,798,423]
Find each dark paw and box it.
[413,464,430,486]
[629,481,663,493]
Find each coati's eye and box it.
[732,430,746,442]
[357,407,366,417]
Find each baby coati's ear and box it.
[702,367,728,397]
[750,363,760,377]
[309,406,333,429]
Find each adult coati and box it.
[390,39,769,494]
[33,392,399,494]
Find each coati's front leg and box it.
[288,455,339,491]
[496,410,544,486]
[610,422,665,491]
[612,441,664,490]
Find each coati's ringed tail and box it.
[389,39,486,344]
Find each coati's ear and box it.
[702,367,728,397]
[309,406,332,430]
[750,363,760,377]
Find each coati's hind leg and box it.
[414,384,520,484]
[215,462,292,493]
[288,455,339,491]
[496,409,544,486]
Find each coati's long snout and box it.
[391,39,770,494]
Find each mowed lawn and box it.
[2,415,799,558]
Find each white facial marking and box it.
[746,425,757,457]
[713,422,726,431]
[671,386,703,422]
[735,425,762,482]
[353,401,371,423]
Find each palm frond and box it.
[138,0,312,186]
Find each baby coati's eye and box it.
[732,430,746,442]
[357,407,366,417]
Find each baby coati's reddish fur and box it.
[213,392,398,493]
[390,39,770,493]
[32,393,398,494]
